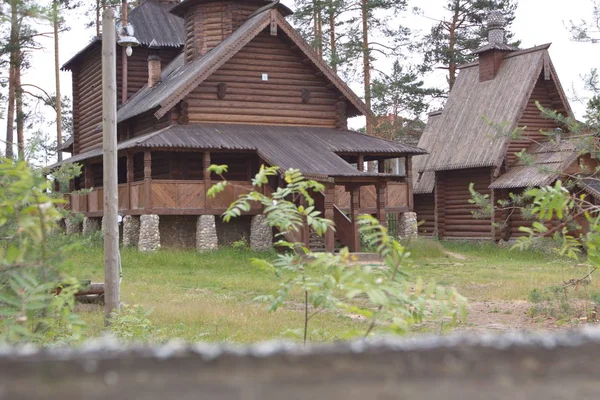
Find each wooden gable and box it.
[72,45,179,154]
[506,58,572,166]
[183,30,345,128]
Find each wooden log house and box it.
[56,0,425,251]
[413,11,598,240]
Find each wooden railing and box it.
[333,204,355,251]
[334,182,409,211]
[65,179,262,215]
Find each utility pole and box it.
[121,0,128,104]
[102,7,120,324]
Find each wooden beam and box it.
[324,184,335,252]
[144,151,152,211]
[350,186,360,252]
[376,182,387,227]
[406,157,413,210]
[203,151,211,208]
[357,154,364,172]
[126,152,134,210]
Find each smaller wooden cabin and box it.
[413,11,597,240]
[56,0,425,252]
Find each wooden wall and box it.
[414,193,435,236]
[185,31,346,128]
[72,45,179,154]
[507,73,568,166]
[184,1,260,62]
[436,168,493,239]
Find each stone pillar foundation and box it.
[65,218,82,235]
[196,215,218,252]
[250,214,273,251]
[397,212,418,240]
[82,217,100,236]
[123,215,141,247]
[138,214,160,252]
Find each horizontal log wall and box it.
[186,31,346,128]
[415,193,435,236]
[73,45,179,154]
[184,1,269,63]
[437,168,492,239]
[507,74,568,166]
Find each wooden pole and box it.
[324,184,335,252]
[126,152,133,210]
[144,151,152,210]
[376,182,386,227]
[121,0,128,104]
[102,7,120,324]
[350,185,360,252]
[405,156,413,211]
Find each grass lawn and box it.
[61,236,600,343]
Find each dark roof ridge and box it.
[458,43,552,70]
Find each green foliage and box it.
[210,165,466,342]
[371,60,442,123]
[468,182,493,219]
[0,159,85,344]
[421,0,518,91]
[108,305,164,343]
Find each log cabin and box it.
[413,10,597,241]
[55,0,425,252]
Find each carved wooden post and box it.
[203,151,211,208]
[84,163,93,189]
[376,182,387,227]
[299,196,310,248]
[144,151,152,211]
[324,184,335,252]
[126,152,134,210]
[405,156,413,210]
[357,154,364,171]
[378,159,385,173]
[350,185,360,252]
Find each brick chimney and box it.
[473,10,518,82]
[148,54,162,88]
[171,0,293,64]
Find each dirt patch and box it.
[455,300,563,333]
[444,251,468,260]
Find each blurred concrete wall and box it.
[1,328,600,400]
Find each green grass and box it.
[58,236,600,342]
[406,239,599,301]
[62,240,365,342]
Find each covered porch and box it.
[58,123,423,251]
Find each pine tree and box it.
[371,60,441,141]
[52,0,80,161]
[1,0,50,159]
[422,0,518,92]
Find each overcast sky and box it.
[4,0,599,145]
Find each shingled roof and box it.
[116,8,375,124]
[489,141,580,189]
[52,123,425,179]
[415,44,571,177]
[128,0,185,48]
[413,110,441,194]
[62,0,183,71]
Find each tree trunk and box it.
[329,10,336,72]
[5,0,18,159]
[361,0,372,135]
[15,50,25,161]
[96,0,101,37]
[447,1,460,91]
[54,0,63,161]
